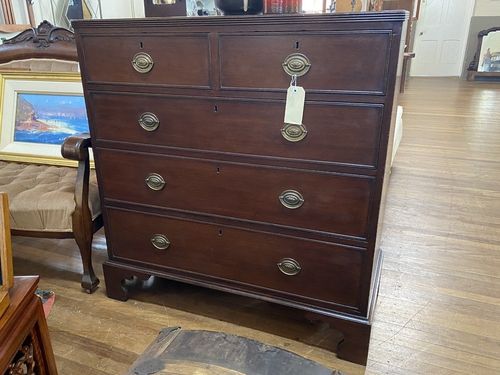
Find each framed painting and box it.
[0,193,13,318]
[0,71,91,167]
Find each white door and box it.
[411,0,475,77]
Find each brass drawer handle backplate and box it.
[282,53,311,77]
[145,173,166,191]
[281,123,307,142]
[151,234,170,250]
[279,189,304,209]
[277,258,301,276]
[132,52,154,73]
[138,112,160,131]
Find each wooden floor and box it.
[13,78,500,375]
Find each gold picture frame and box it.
[0,71,92,167]
[0,192,14,318]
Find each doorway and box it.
[411,0,475,77]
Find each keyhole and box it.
[218,229,223,236]
[214,104,218,112]
[295,41,300,49]
[139,41,143,49]
[216,166,220,174]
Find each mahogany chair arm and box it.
[61,133,92,216]
[61,133,92,161]
[61,133,100,292]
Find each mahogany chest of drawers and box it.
[74,12,407,365]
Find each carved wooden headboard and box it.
[0,20,77,64]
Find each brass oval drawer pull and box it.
[132,52,154,73]
[277,258,301,276]
[281,123,307,142]
[151,234,170,250]
[279,190,304,209]
[145,173,166,191]
[138,112,160,131]
[282,53,311,77]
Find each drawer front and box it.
[219,32,391,94]
[106,207,365,310]
[79,34,211,87]
[90,93,383,168]
[97,149,373,239]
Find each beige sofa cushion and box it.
[0,161,100,232]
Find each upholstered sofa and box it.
[0,22,102,293]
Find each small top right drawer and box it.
[218,31,392,96]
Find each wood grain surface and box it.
[11,77,500,374]
[0,276,58,374]
[97,149,374,239]
[89,93,384,169]
[0,192,13,318]
[0,193,13,288]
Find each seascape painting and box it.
[14,93,89,145]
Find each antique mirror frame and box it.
[468,26,500,81]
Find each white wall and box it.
[131,0,146,17]
[474,0,500,16]
[32,0,145,26]
[11,1,29,24]
[100,0,145,18]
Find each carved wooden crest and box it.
[0,20,78,64]
[2,20,74,48]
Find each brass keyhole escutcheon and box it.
[277,258,301,276]
[138,112,160,131]
[145,173,166,191]
[281,123,307,142]
[282,53,311,77]
[151,234,170,250]
[132,52,154,73]
[279,190,304,209]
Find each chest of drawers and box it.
[74,12,407,365]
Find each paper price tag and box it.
[284,85,305,125]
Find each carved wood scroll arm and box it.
[61,133,91,162]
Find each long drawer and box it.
[90,93,383,169]
[105,207,365,311]
[97,149,373,239]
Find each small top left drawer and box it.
[78,34,211,88]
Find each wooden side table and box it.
[0,276,58,374]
